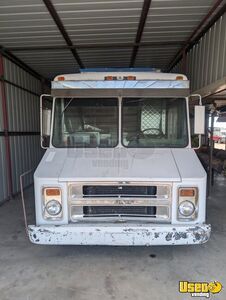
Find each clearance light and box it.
[123,76,136,80]
[104,76,117,80]
[176,75,184,80]
[57,76,65,81]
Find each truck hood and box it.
[49,148,181,182]
[35,148,206,182]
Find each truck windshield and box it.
[122,97,188,148]
[52,98,118,148]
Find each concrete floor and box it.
[0,176,226,300]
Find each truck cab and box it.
[28,70,211,245]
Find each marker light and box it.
[123,76,136,80]
[104,76,117,80]
[176,75,184,80]
[57,76,65,81]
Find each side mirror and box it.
[40,94,53,149]
[194,105,205,135]
[189,94,205,149]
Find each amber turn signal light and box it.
[180,189,195,197]
[45,188,61,196]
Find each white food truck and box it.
[25,69,211,245]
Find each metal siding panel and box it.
[4,84,40,132]
[200,35,206,87]
[192,45,197,91]
[213,18,221,83]
[219,14,226,79]
[3,57,42,94]
[9,135,43,194]
[1,56,44,196]
[197,39,203,89]
[208,24,215,86]
[203,29,210,87]
[0,137,9,203]
[190,48,195,91]
[190,47,194,91]
[175,12,226,92]
[0,83,4,131]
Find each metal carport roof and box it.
[0,0,225,80]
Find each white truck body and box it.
[28,70,211,245]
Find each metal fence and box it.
[0,55,44,204]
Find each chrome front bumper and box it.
[28,223,211,246]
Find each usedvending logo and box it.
[179,281,222,298]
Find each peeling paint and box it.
[28,224,211,246]
[165,232,173,241]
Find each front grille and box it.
[83,206,156,217]
[83,185,157,197]
[69,182,171,222]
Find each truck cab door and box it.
[40,94,53,149]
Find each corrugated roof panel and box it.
[0,0,221,77]
[15,49,79,79]
[0,0,66,47]
[135,44,182,69]
[52,0,143,44]
[142,0,216,43]
[77,47,131,67]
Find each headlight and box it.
[178,187,198,220]
[43,187,63,219]
[46,200,62,216]
[178,200,195,217]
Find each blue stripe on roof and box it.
[80,68,160,72]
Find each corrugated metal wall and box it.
[171,13,226,93]
[0,56,44,204]
[0,64,9,203]
[0,137,8,203]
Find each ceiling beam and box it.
[0,46,49,85]
[8,41,184,52]
[167,0,225,72]
[42,0,84,69]
[130,0,152,67]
